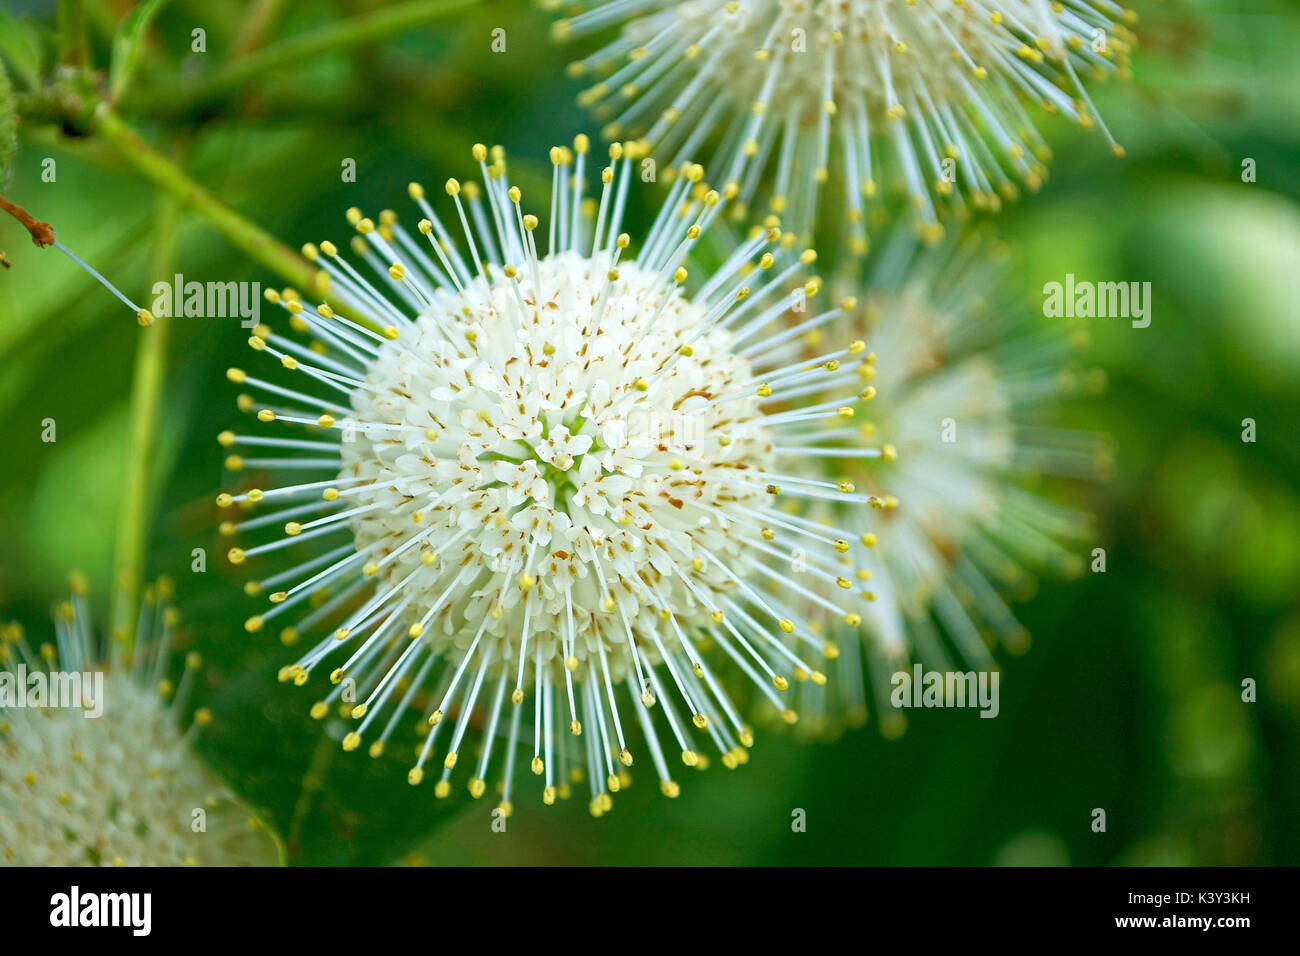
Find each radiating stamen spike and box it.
[740,304,848,361]
[337,596,415,678]
[262,330,369,380]
[709,618,787,708]
[461,181,504,268]
[220,495,331,535]
[642,666,695,762]
[444,651,493,774]
[275,301,382,369]
[745,553,853,622]
[562,591,581,733]
[283,573,373,644]
[582,667,618,791]
[253,339,371,396]
[445,176,488,282]
[628,677,674,792]
[408,181,473,288]
[723,598,817,679]
[310,246,406,331]
[603,145,635,255]
[541,674,557,800]
[498,687,526,815]
[225,367,349,417]
[50,241,154,326]
[568,134,589,254]
[594,630,629,759]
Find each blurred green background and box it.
[0,0,1296,865]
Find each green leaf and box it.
[108,0,173,104]
[0,7,43,89]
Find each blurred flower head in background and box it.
[767,228,1109,737]
[0,576,280,865]
[551,0,1137,249]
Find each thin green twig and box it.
[110,192,179,645]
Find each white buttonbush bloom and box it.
[218,138,884,815]
[552,0,1136,249]
[775,232,1107,736]
[0,578,280,865]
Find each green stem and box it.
[158,0,478,105]
[56,0,90,71]
[230,0,287,58]
[91,106,324,296]
[111,193,179,646]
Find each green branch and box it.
[149,0,478,106]
[92,106,323,296]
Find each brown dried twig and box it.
[0,192,55,248]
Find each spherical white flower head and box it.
[554,0,1137,247]
[343,251,771,683]
[220,139,884,814]
[782,232,1107,736]
[0,581,280,865]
